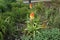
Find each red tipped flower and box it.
[30,12,34,20]
[30,3,32,9]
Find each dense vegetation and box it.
[0,0,60,40]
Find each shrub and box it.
[21,28,60,40]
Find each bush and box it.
[21,28,60,40]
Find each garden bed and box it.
[0,0,60,40]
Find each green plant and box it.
[0,32,3,40]
[23,9,41,39]
[34,2,59,28]
[21,28,60,40]
[54,13,60,28]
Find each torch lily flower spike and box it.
[30,12,34,21]
[30,3,32,9]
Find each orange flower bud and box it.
[30,3,32,9]
[30,12,34,20]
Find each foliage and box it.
[21,2,60,40]
[0,0,60,40]
[0,32,3,40]
[34,2,59,28]
[21,28,60,40]
[54,13,60,28]
[0,0,29,40]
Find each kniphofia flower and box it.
[30,3,32,9]
[30,12,34,21]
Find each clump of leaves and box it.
[0,32,3,40]
[21,28,60,40]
